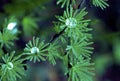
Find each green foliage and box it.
[57,0,70,8]
[0,29,18,48]
[0,17,18,48]
[57,0,109,10]
[3,0,51,15]
[57,0,76,8]
[0,48,4,58]
[22,16,38,36]
[0,0,110,81]
[55,2,95,81]
[46,40,62,65]
[56,6,94,81]
[23,37,48,63]
[94,54,112,75]
[92,0,109,10]
[66,38,93,58]
[24,37,62,65]
[68,58,95,81]
[113,38,120,65]
[56,6,92,39]
[0,51,25,81]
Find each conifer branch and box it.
[0,0,110,81]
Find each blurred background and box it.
[0,0,120,81]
